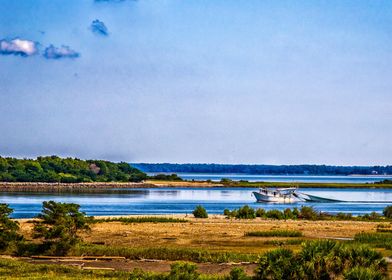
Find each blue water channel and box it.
[1,187,392,218]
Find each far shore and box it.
[0,179,392,192]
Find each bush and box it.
[0,204,23,252]
[265,209,284,220]
[382,205,392,218]
[225,267,250,280]
[33,201,92,255]
[237,205,255,219]
[255,208,265,218]
[255,240,387,280]
[167,262,199,280]
[192,205,208,218]
[255,248,298,280]
[299,206,318,220]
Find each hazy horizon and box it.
[1,1,391,165]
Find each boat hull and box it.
[253,191,295,203]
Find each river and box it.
[2,187,392,218]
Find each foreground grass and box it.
[92,217,188,224]
[354,232,392,250]
[70,244,259,263]
[0,258,129,280]
[245,230,303,237]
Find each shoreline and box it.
[1,180,392,192]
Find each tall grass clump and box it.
[245,230,303,237]
[193,205,208,218]
[354,232,392,249]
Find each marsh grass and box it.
[245,230,303,237]
[0,258,129,280]
[354,232,392,249]
[92,217,188,224]
[71,244,259,263]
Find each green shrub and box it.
[299,206,318,220]
[255,248,299,280]
[192,205,208,218]
[255,240,387,280]
[382,205,392,218]
[255,208,265,218]
[225,267,251,280]
[0,203,23,252]
[265,209,284,220]
[245,230,302,237]
[168,262,199,280]
[237,205,256,219]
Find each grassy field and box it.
[4,216,391,279]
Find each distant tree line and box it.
[0,156,147,183]
[131,163,392,175]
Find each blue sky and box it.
[0,0,391,165]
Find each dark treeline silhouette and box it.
[0,156,147,183]
[131,163,392,175]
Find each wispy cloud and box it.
[91,20,109,36]
[44,45,80,59]
[0,38,38,57]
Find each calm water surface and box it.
[2,187,392,218]
[165,173,392,183]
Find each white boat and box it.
[252,187,297,203]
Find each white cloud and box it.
[0,38,38,56]
[43,45,80,59]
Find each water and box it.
[2,187,392,218]
[154,173,392,183]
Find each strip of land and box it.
[1,180,392,192]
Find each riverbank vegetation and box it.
[223,205,392,222]
[245,230,303,237]
[0,156,147,183]
[132,163,392,176]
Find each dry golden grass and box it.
[18,215,378,254]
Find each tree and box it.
[0,204,23,252]
[33,201,91,255]
[192,205,208,218]
[382,205,392,218]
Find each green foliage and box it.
[344,266,384,280]
[33,201,92,255]
[382,205,392,218]
[354,232,392,249]
[265,209,284,220]
[93,217,188,224]
[0,155,147,183]
[298,206,318,220]
[192,205,208,218]
[224,206,255,219]
[0,204,23,252]
[151,173,183,181]
[0,257,131,279]
[255,208,265,217]
[225,267,251,280]
[245,230,302,237]
[255,248,298,280]
[72,243,258,263]
[167,262,199,280]
[255,240,387,280]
